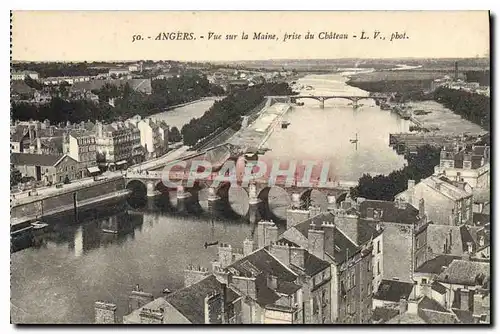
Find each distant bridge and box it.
[267,94,390,109]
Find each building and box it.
[12,70,39,81]
[357,198,429,284]
[95,121,144,170]
[128,63,142,72]
[396,177,473,226]
[109,67,130,78]
[136,118,169,159]
[11,152,85,185]
[63,131,98,176]
[373,279,415,309]
[121,237,332,324]
[434,144,490,189]
[280,210,378,324]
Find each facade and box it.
[12,70,39,81]
[95,121,143,169]
[63,132,98,176]
[434,144,490,189]
[358,198,429,284]
[396,177,473,226]
[280,210,378,324]
[11,153,85,184]
[109,67,130,77]
[136,118,169,158]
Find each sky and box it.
[11,11,490,62]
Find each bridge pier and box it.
[146,181,160,197]
[207,187,221,212]
[248,183,263,224]
[176,185,191,212]
[319,98,325,109]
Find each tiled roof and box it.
[386,312,427,324]
[228,248,297,282]
[452,309,475,324]
[11,153,63,166]
[373,279,414,303]
[472,213,490,226]
[165,275,239,324]
[303,251,330,276]
[437,259,490,286]
[418,309,458,324]
[292,213,359,264]
[359,200,420,225]
[473,187,490,204]
[372,307,399,323]
[426,224,468,256]
[419,296,448,313]
[10,129,29,143]
[415,255,462,274]
[431,281,447,295]
[421,176,470,201]
[275,281,301,295]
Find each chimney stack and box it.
[308,226,325,260]
[94,301,117,324]
[269,241,291,267]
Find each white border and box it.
[2,2,498,334]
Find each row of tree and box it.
[180,82,295,146]
[433,87,490,130]
[13,62,109,78]
[11,74,224,124]
[350,145,441,201]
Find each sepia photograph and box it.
[9,10,491,325]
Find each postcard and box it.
[10,11,490,325]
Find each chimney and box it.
[269,241,290,267]
[185,264,210,287]
[418,198,426,220]
[257,221,277,248]
[128,285,154,313]
[467,241,473,254]
[94,301,117,324]
[321,221,335,257]
[478,235,485,247]
[204,291,224,324]
[407,298,418,314]
[290,246,305,269]
[399,298,408,315]
[366,207,374,219]
[460,288,470,311]
[36,137,42,154]
[232,274,256,299]
[309,206,321,218]
[139,307,164,324]
[97,121,103,138]
[407,179,415,191]
[435,181,442,192]
[308,226,325,260]
[267,275,278,290]
[266,224,279,245]
[243,238,254,256]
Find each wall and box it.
[381,222,414,282]
[412,183,456,226]
[11,178,126,224]
[372,233,383,293]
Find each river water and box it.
[10,73,410,324]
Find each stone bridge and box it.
[124,170,356,223]
[268,95,390,109]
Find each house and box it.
[396,177,473,226]
[12,70,39,81]
[137,119,168,158]
[435,259,490,323]
[94,121,144,170]
[62,131,98,176]
[357,198,429,283]
[109,67,130,78]
[279,210,377,324]
[11,153,85,184]
[373,279,415,309]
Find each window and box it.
[422,278,427,285]
[377,241,381,253]
[377,261,381,275]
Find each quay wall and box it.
[11,178,126,226]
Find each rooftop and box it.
[437,259,490,286]
[373,279,414,303]
[11,152,64,167]
[359,199,420,225]
[415,255,462,274]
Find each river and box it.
[10,73,411,324]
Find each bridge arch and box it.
[258,185,290,220]
[299,188,328,211]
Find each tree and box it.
[10,165,22,187]
[351,145,440,201]
[168,126,182,143]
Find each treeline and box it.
[351,145,440,201]
[465,70,490,86]
[434,87,490,130]
[181,82,295,146]
[11,74,224,124]
[347,79,434,94]
[12,62,108,78]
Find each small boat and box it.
[162,288,172,294]
[31,221,49,230]
[349,133,359,144]
[296,102,304,106]
[204,241,219,249]
[281,121,291,129]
